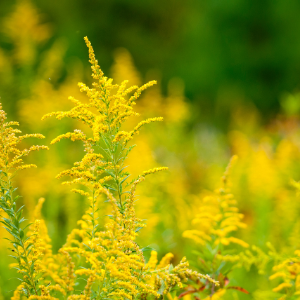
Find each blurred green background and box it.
[2,0,300,121]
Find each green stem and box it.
[97,265,107,300]
[6,173,39,296]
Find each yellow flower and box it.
[273,282,293,293]
[183,156,247,248]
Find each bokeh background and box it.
[1,0,300,299]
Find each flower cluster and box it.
[183,156,248,249]
[0,103,48,174]
[61,186,218,299]
[269,249,300,297]
[182,156,249,298]
[0,103,48,297]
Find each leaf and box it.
[12,217,20,229]
[120,175,130,185]
[19,217,26,224]
[191,250,203,256]
[216,261,226,273]
[104,170,115,178]
[135,227,143,233]
[26,243,34,251]
[0,220,12,229]
[4,227,21,242]
[226,286,249,294]
[94,224,101,233]
[178,285,206,299]
[30,263,35,275]
[119,165,129,172]
[2,217,11,225]
[83,243,92,251]
[11,241,22,248]
[22,222,33,231]
[16,205,25,214]
[141,246,155,252]
[14,195,21,201]
[178,287,198,299]
[9,255,19,261]
[158,280,166,295]
[122,191,131,195]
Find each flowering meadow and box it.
[2,1,300,300]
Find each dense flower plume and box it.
[0,104,48,172]
[0,104,48,297]
[183,156,248,249]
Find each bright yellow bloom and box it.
[0,103,48,174]
[183,156,247,248]
[269,253,300,297]
[273,282,293,293]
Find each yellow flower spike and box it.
[11,284,25,300]
[84,36,104,80]
[184,156,245,249]
[71,189,90,197]
[182,156,250,296]
[146,251,158,270]
[0,103,48,172]
[47,284,66,296]
[112,130,131,143]
[129,80,157,103]
[16,164,37,170]
[134,117,163,132]
[50,130,87,144]
[157,253,174,269]
[272,282,293,293]
[142,167,169,176]
[227,237,249,248]
[270,272,288,280]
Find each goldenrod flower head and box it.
[269,254,300,297]
[183,156,247,249]
[0,103,48,176]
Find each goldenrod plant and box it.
[269,249,300,298]
[0,37,218,300]
[183,156,249,298]
[0,103,48,297]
